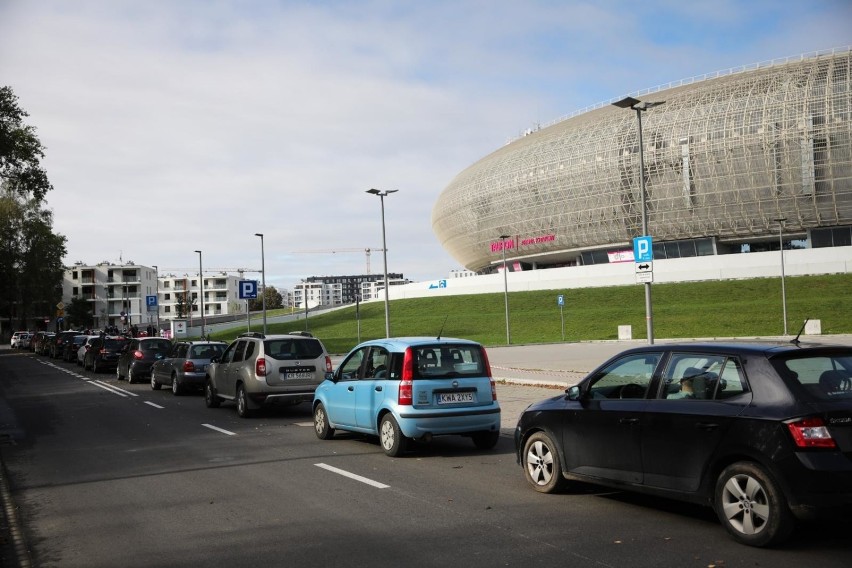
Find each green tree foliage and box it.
[65,296,93,329]
[0,86,67,330]
[249,285,284,311]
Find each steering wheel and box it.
[618,383,645,399]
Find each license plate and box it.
[437,392,476,405]
[284,372,312,380]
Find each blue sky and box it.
[1,0,850,289]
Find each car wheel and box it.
[171,374,182,396]
[150,370,161,390]
[116,365,124,380]
[714,462,794,547]
[379,414,408,457]
[522,431,566,493]
[313,403,334,440]
[472,430,500,450]
[92,359,100,373]
[127,367,135,384]
[204,379,220,408]
[236,384,253,418]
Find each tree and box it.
[65,297,93,329]
[0,86,66,332]
[249,286,283,311]
[174,292,196,319]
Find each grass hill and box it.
[209,273,852,354]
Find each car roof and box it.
[353,336,482,351]
[615,340,851,357]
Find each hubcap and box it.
[721,474,770,535]
[380,420,394,449]
[526,440,554,485]
[315,408,325,434]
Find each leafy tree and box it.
[174,292,196,319]
[65,296,93,329]
[249,286,283,311]
[0,86,66,332]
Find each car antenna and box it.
[791,318,809,345]
[436,315,449,340]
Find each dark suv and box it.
[205,332,332,417]
[50,331,80,359]
[515,341,852,547]
[83,336,129,373]
[116,337,173,383]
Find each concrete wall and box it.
[388,246,852,300]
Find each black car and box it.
[514,341,852,548]
[116,337,173,383]
[84,336,129,373]
[49,330,79,359]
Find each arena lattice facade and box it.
[432,48,852,273]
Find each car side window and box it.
[364,347,390,379]
[715,358,749,399]
[588,353,662,399]
[220,342,238,364]
[231,341,248,363]
[660,354,748,400]
[338,347,368,381]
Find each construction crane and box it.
[288,248,383,274]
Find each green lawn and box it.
[209,273,852,354]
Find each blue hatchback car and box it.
[313,337,501,456]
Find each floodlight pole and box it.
[613,96,665,345]
[255,233,267,335]
[194,250,205,339]
[366,188,398,338]
[775,218,788,335]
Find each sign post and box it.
[633,236,655,344]
[239,280,259,333]
[557,294,565,341]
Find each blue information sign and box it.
[239,280,258,299]
[633,236,653,263]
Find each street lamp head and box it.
[499,234,511,240]
[612,96,665,111]
[367,188,399,197]
[366,188,381,195]
[194,250,201,254]
[255,232,263,238]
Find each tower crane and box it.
[287,248,383,274]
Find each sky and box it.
[2,0,851,291]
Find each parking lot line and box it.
[315,463,390,489]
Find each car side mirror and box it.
[325,371,335,382]
[210,356,219,363]
[566,385,581,401]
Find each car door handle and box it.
[619,418,640,425]
[696,422,719,431]
[375,386,383,392]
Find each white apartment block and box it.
[293,281,342,309]
[63,262,159,329]
[359,277,410,301]
[158,272,245,322]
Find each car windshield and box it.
[413,344,486,378]
[141,339,172,352]
[264,338,324,360]
[189,344,226,359]
[774,353,852,401]
[103,338,126,349]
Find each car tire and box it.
[150,370,161,390]
[313,403,334,440]
[714,461,794,547]
[127,367,135,384]
[92,359,100,373]
[522,431,567,493]
[171,374,182,396]
[204,379,220,408]
[236,384,253,418]
[379,414,408,457]
[116,365,124,380]
[472,430,500,450]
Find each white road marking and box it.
[315,463,390,489]
[294,422,314,427]
[144,401,164,409]
[92,381,138,397]
[89,381,130,397]
[202,424,237,436]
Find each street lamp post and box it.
[499,234,511,345]
[366,188,398,338]
[255,233,267,335]
[194,250,205,339]
[775,218,788,335]
[613,96,665,345]
[152,264,159,336]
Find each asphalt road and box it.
[1,341,851,567]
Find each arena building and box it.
[430,47,852,283]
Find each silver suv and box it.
[204,332,332,417]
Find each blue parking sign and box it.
[633,236,653,263]
[239,280,258,299]
[146,295,158,307]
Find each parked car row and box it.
[20,327,852,548]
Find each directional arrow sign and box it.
[635,261,653,273]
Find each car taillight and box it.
[480,348,497,401]
[325,355,332,373]
[256,357,267,377]
[399,347,415,405]
[183,361,195,372]
[133,350,144,360]
[786,417,837,449]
